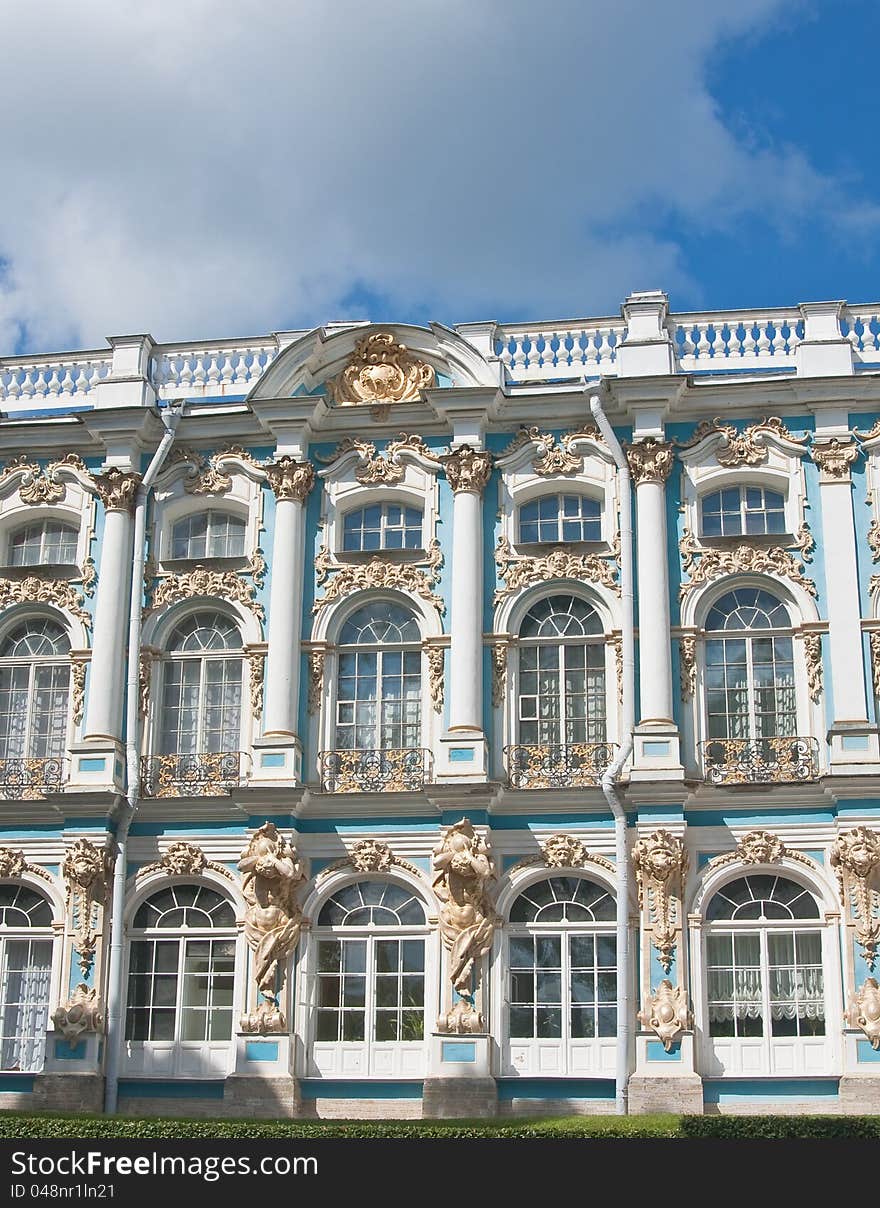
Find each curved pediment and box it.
[247,321,498,403]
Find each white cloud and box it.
[0,0,872,351]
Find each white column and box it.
[262,458,314,739]
[813,440,870,726]
[442,445,492,733]
[628,441,675,723]
[85,469,139,741]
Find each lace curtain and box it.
[0,939,52,1071]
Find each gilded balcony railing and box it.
[700,737,820,786]
[319,748,432,793]
[505,742,616,789]
[0,757,66,800]
[140,751,246,798]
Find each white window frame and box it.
[0,882,59,1075]
[155,612,245,759]
[340,500,425,555]
[0,615,72,762]
[168,509,248,561]
[698,483,787,540]
[516,491,603,546]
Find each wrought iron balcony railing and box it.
[140,751,246,798]
[0,757,66,800]
[319,748,432,794]
[700,737,820,786]
[505,742,616,790]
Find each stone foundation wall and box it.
[498,1097,616,1117]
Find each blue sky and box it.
[0,0,877,352]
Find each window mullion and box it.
[745,640,758,743]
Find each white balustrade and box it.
[152,342,277,397]
[0,355,112,403]
[495,321,626,381]
[672,311,804,371]
[842,308,880,359]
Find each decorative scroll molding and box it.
[328,331,435,405]
[493,536,619,604]
[709,830,789,869]
[69,652,88,725]
[243,647,265,719]
[812,437,859,481]
[433,820,496,1034]
[802,632,823,703]
[626,438,675,485]
[62,839,111,979]
[499,425,605,476]
[847,978,880,1049]
[424,642,444,713]
[679,635,696,700]
[0,576,90,626]
[632,830,688,974]
[149,566,264,621]
[440,444,493,496]
[612,633,623,705]
[831,827,880,971]
[307,649,325,715]
[639,980,692,1051]
[52,985,103,1041]
[171,445,263,495]
[138,652,153,717]
[869,520,880,563]
[677,416,808,464]
[0,846,53,883]
[264,456,315,503]
[678,529,817,599]
[312,543,444,615]
[871,633,880,698]
[318,433,438,484]
[491,641,509,708]
[243,548,267,590]
[93,467,141,513]
[509,833,615,876]
[0,452,95,507]
[793,523,815,563]
[239,823,307,1034]
[316,839,422,883]
[80,558,97,597]
[135,840,234,883]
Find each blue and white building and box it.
[1,291,880,1117]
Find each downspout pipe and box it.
[588,390,634,1115]
[104,401,184,1115]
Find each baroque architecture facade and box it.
[2,293,880,1116]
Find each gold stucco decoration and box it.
[632,830,688,975]
[329,332,435,405]
[678,528,817,598]
[639,980,692,1051]
[832,827,880,971]
[494,536,619,603]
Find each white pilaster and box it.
[795,301,854,377]
[84,469,139,742]
[812,438,879,768]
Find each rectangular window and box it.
[0,938,51,1072]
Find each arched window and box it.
[0,619,70,761]
[519,494,601,544]
[309,880,428,1077]
[704,588,795,745]
[0,884,53,1072]
[7,520,78,567]
[335,603,421,751]
[504,875,616,1077]
[517,595,605,746]
[125,884,236,1077]
[702,874,828,1077]
[170,511,246,560]
[342,503,423,553]
[700,485,785,538]
[159,612,242,755]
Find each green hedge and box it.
[2,1113,879,1139]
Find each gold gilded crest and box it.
[328,331,435,405]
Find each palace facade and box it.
[2,292,880,1117]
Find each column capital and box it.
[264,456,315,502]
[811,436,859,483]
[626,437,675,486]
[93,467,141,513]
[440,444,493,495]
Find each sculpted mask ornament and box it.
[678,528,817,599]
[542,834,588,868]
[639,980,692,1051]
[737,830,786,864]
[264,456,315,503]
[62,839,110,979]
[493,536,619,603]
[625,438,675,485]
[0,847,26,879]
[831,827,880,970]
[329,332,435,406]
[847,978,880,1049]
[632,830,688,974]
[440,445,493,496]
[349,840,394,873]
[161,842,207,877]
[52,984,103,1041]
[239,823,306,1034]
[433,820,496,1033]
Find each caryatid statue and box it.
[432,819,496,1033]
[238,822,306,1033]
